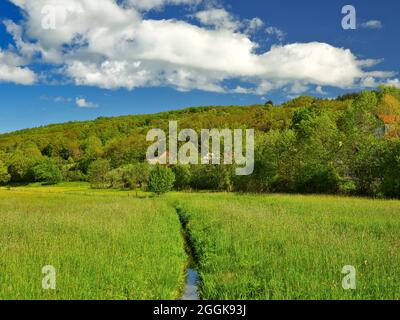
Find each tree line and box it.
[0,86,399,197]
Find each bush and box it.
[189,165,234,191]
[190,166,216,190]
[295,163,340,194]
[381,141,400,198]
[172,165,191,190]
[88,159,111,189]
[106,167,125,189]
[64,168,86,182]
[338,180,357,195]
[106,163,151,190]
[32,158,63,185]
[350,137,387,196]
[124,163,151,189]
[7,152,37,182]
[0,160,11,185]
[148,165,175,195]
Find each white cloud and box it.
[0,49,36,85]
[266,26,286,41]
[360,20,382,29]
[315,86,327,95]
[246,18,264,33]
[75,97,98,108]
[4,0,394,95]
[232,86,252,94]
[361,77,400,89]
[361,76,378,88]
[386,78,400,88]
[194,8,238,30]
[289,82,309,94]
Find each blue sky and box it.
[0,0,398,133]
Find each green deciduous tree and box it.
[8,152,37,183]
[172,165,192,190]
[0,160,11,185]
[148,165,175,195]
[88,159,111,189]
[32,158,63,185]
[381,140,400,198]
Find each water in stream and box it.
[177,208,201,300]
[182,268,200,300]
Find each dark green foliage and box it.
[7,152,37,182]
[88,159,111,189]
[0,160,10,184]
[172,165,191,190]
[349,137,387,196]
[190,165,219,190]
[295,163,340,194]
[32,158,63,185]
[381,140,400,198]
[148,165,175,195]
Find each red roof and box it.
[379,115,400,124]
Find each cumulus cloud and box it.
[289,82,309,95]
[4,0,394,95]
[194,8,238,30]
[360,20,383,29]
[75,97,98,108]
[386,78,400,88]
[0,49,36,85]
[361,76,400,89]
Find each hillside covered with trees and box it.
[0,86,400,198]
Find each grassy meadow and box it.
[173,193,400,300]
[0,184,400,300]
[0,186,186,300]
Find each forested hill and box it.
[0,86,399,198]
[0,95,361,150]
[0,97,342,160]
[0,88,398,155]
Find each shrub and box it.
[7,152,37,182]
[339,180,357,195]
[64,168,86,182]
[106,163,151,190]
[190,166,216,190]
[381,141,400,198]
[172,165,191,190]
[123,163,151,189]
[0,160,11,185]
[88,159,111,189]
[32,158,63,185]
[148,165,175,195]
[295,163,340,194]
[350,137,387,196]
[106,167,125,189]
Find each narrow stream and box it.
[182,269,200,300]
[177,207,201,300]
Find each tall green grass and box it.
[173,193,400,300]
[2,186,400,300]
[0,190,186,299]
